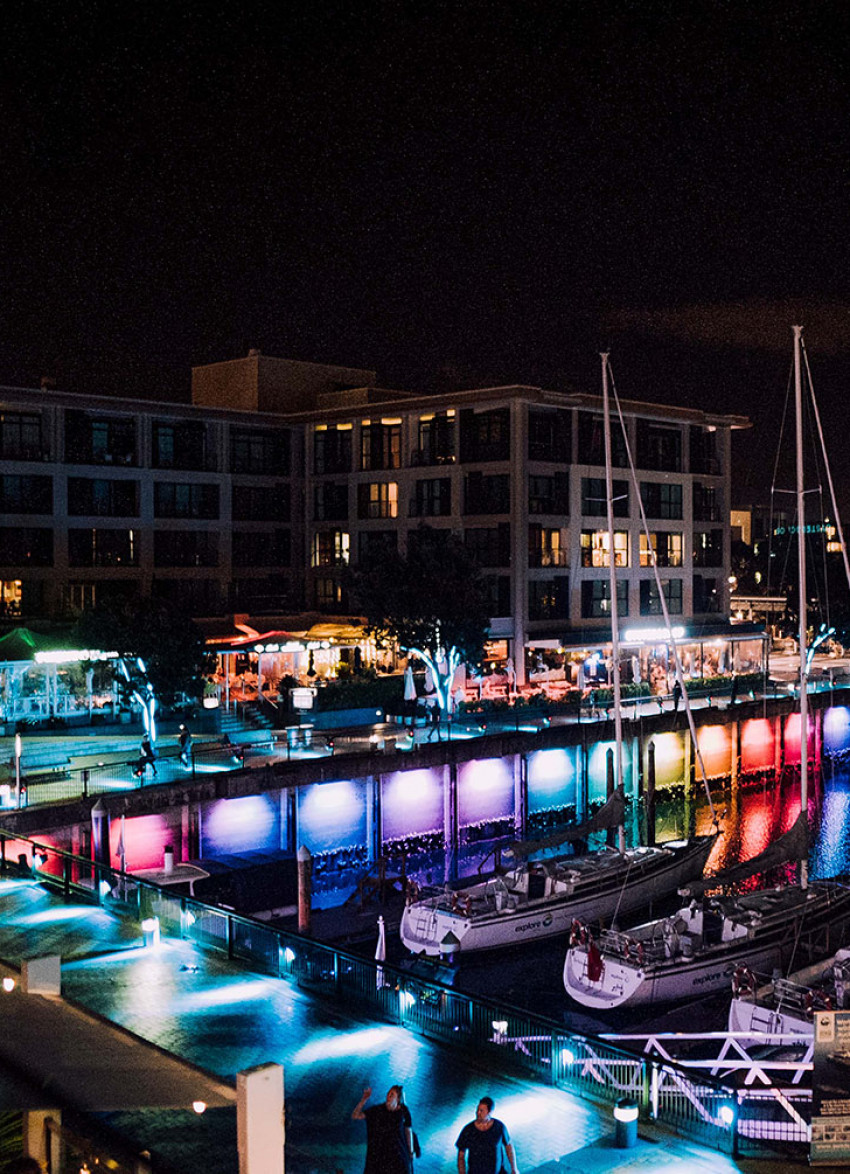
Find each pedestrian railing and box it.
[0,830,811,1160]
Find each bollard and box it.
[614,1098,638,1148]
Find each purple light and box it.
[205,795,280,855]
[382,769,444,841]
[298,779,367,853]
[823,706,850,756]
[457,758,514,827]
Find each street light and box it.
[14,733,21,808]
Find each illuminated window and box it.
[312,530,350,567]
[530,526,569,567]
[360,421,401,471]
[357,482,398,519]
[581,530,628,567]
[640,532,683,567]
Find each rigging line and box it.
[802,338,850,599]
[605,359,718,826]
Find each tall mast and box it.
[793,324,808,890]
[601,353,625,854]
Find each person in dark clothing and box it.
[178,725,191,767]
[456,1096,518,1174]
[352,1084,413,1174]
[672,679,682,713]
[427,700,442,741]
[729,674,739,706]
[139,735,157,777]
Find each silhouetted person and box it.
[139,735,157,777]
[672,680,682,713]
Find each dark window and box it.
[636,421,682,472]
[356,482,396,520]
[577,412,628,467]
[410,478,451,517]
[232,529,291,567]
[690,427,721,475]
[233,483,291,522]
[0,475,52,514]
[463,473,510,514]
[65,411,136,466]
[693,482,722,522]
[528,525,567,567]
[154,482,219,519]
[0,412,43,460]
[0,528,52,565]
[68,528,138,567]
[357,530,397,563]
[315,482,350,521]
[415,412,455,465]
[314,426,352,474]
[640,578,683,615]
[312,530,349,567]
[483,575,511,616]
[529,472,570,515]
[231,575,292,613]
[694,575,721,613]
[68,478,138,517]
[230,427,290,475]
[315,576,346,611]
[693,530,724,567]
[360,422,401,471]
[152,420,209,471]
[407,527,450,558]
[154,531,218,567]
[459,408,510,463]
[529,577,570,621]
[528,409,571,462]
[582,477,629,517]
[464,524,511,568]
[152,579,221,613]
[581,578,629,619]
[640,482,683,520]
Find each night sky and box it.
[3,0,850,510]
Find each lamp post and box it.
[14,733,21,808]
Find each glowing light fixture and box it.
[192,1100,207,1114]
[719,1103,735,1126]
[398,989,417,1011]
[492,1019,508,1035]
[560,1046,575,1065]
[283,947,296,965]
[2,976,15,992]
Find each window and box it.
[68,529,138,567]
[636,421,682,472]
[0,411,43,460]
[528,409,571,462]
[415,411,455,465]
[693,482,722,522]
[410,478,451,517]
[0,476,52,515]
[463,473,510,515]
[154,482,219,519]
[529,577,570,621]
[577,412,628,467]
[0,528,52,566]
[694,575,721,613]
[154,531,218,567]
[152,579,221,613]
[358,531,397,563]
[312,530,349,567]
[230,427,290,475]
[529,472,570,515]
[482,575,511,616]
[529,525,568,568]
[68,478,138,517]
[459,408,510,463]
[690,427,720,475]
[693,530,724,567]
[152,420,209,471]
[314,425,352,474]
[464,525,511,568]
[640,532,683,567]
[360,420,401,471]
[357,482,397,520]
[581,578,629,619]
[232,530,291,567]
[580,530,629,567]
[233,483,290,522]
[640,578,683,615]
[640,482,683,519]
[315,483,349,522]
[582,477,629,517]
[315,576,346,611]
[65,411,136,466]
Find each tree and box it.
[73,597,212,744]
[348,526,491,714]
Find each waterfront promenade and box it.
[0,873,800,1174]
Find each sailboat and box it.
[401,355,717,958]
[564,326,850,1009]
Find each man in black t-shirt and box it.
[456,1096,519,1174]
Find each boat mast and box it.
[793,324,809,890]
[601,353,625,854]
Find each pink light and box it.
[740,719,774,773]
[696,725,731,779]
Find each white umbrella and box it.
[403,666,417,702]
[375,914,387,989]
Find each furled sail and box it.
[505,786,626,860]
[679,811,809,899]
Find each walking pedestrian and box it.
[351,1084,413,1174]
[729,674,739,706]
[456,1095,518,1174]
[672,679,682,713]
[178,725,191,768]
[139,734,158,777]
[426,698,441,741]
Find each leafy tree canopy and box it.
[348,526,490,709]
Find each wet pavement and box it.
[0,874,817,1174]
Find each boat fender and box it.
[805,989,833,1018]
[624,937,643,965]
[569,919,588,949]
[732,965,756,997]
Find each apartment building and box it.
[0,353,758,684]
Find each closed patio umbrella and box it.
[375,914,387,989]
[403,665,417,702]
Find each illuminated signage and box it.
[622,627,686,644]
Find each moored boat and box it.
[728,947,850,1037]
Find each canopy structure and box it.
[0,627,62,664]
[0,627,116,725]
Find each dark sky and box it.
[3,0,850,509]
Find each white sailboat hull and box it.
[400,836,715,956]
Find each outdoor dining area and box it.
[0,627,117,731]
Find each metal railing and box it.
[0,830,813,1160]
